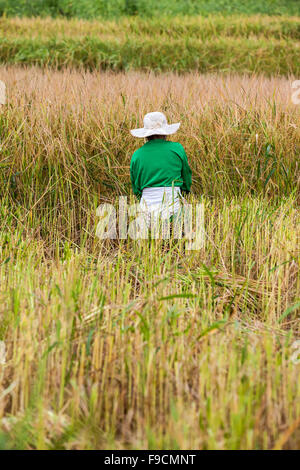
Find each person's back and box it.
[130,138,191,199]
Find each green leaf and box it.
[278,300,300,323]
[196,320,228,340]
[158,293,196,301]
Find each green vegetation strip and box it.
[0,35,299,74]
[0,16,299,74]
[0,0,299,18]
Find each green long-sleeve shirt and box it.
[130,139,192,199]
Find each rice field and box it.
[0,67,299,206]
[0,65,299,449]
[0,16,299,74]
[0,0,299,18]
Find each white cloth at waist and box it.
[140,186,182,221]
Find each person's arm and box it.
[130,157,142,199]
[181,146,192,193]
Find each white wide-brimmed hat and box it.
[130,112,180,138]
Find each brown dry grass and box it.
[1,66,299,205]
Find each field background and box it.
[0,0,299,451]
[0,16,299,74]
[0,0,299,18]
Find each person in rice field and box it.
[129,112,192,241]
